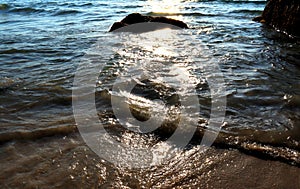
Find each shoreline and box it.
[0,133,299,188]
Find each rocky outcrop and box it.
[109,13,188,32]
[253,0,300,37]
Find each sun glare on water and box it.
[146,0,185,19]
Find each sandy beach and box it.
[1,133,299,188]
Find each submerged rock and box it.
[253,0,300,37]
[109,13,188,32]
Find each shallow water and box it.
[0,0,299,187]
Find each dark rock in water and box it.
[109,13,188,32]
[253,0,300,37]
[109,22,127,32]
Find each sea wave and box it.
[52,9,82,16]
[146,12,217,17]
[8,7,46,14]
[0,125,77,143]
[0,3,9,10]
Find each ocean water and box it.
[0,0,299,187]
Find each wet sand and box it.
[0,133,299,188]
